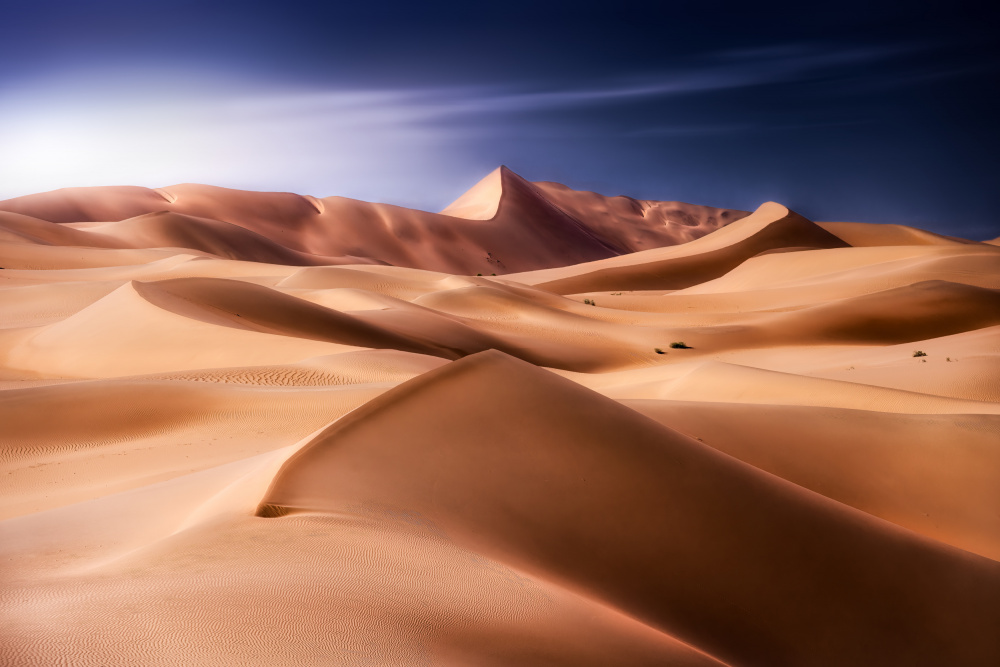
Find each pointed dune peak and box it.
[439,166,507,220]
[259,350,1000,666]
[440,165,601,230]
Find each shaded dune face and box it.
[3,174,1000,666]
[259,351,1000,667]
[132,277,461,358]
[761,280,1000,345]
[532,179,749,249]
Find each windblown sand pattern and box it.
[1,169,998,665]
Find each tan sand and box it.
[1,175,998,665]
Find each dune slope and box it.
[260,351,1000,667]
[512,201,849,293]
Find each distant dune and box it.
[1,170,998,666]
[0,166,748,274]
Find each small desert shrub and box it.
[583,298,591,305]
[256,503,291,518]
[670,341,691,349]
[913,350,927,357]
[477,273,482,276]
[655,348,665,354]
[584,298,596,305]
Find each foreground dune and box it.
[1,174,998,666]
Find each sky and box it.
[1,0,998,238]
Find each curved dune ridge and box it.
[509,201,851,293]
[1,174,999,666]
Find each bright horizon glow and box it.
[1,50,896,209]
[0,72,489,211]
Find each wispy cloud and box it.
[423,43,910,115]
[0,42,940,207]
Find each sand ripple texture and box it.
[1,176,999,665]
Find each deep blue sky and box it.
[1,0,998,238]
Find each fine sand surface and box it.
[1,173,999,666]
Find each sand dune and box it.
[2,176,998,665]
[511,201,849,293]
[0,167,745,273]
[0,210,128,248]
[0,378,389,519]
[260,351,1000,666]
[760,280,1000,344]
[818,220,979,246]
[0,185,178,223]
[625,400,1000,560]
[82,211,343,265]
[5,281,355,378]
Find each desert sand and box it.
[1,168,998,666]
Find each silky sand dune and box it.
[679,244,1000,295]
[1,472,723,667]
[0,240,208,270]
[608,360,1000,414]
[798,326,1000,402]
[5,281,356,378]
[511,201,849,293]
[0,379,389,519]
[0,210,129,248]
[83,211,341,265]
[818,220,979,246]
[259,351,1000,666]
[132,277,461,358]
[0,167,745,274]
[625,400,1000,560]
[533,179,749,249]
[759,280,1000,344]
[0,185,178,223]
[2,175,999,665]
